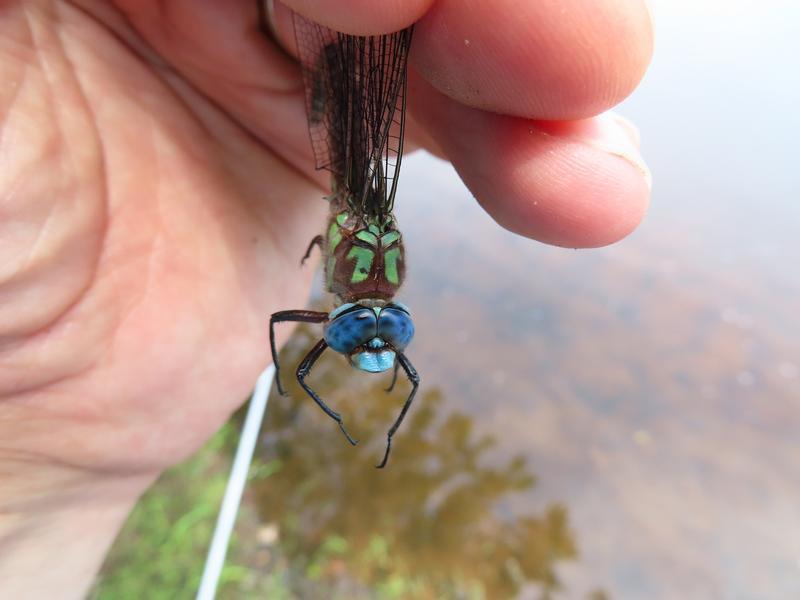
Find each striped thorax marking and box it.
[326,211,405,296]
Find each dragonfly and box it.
[267,11,418,469]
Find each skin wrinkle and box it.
[172,74,323,266]
[81,48,303,377]
[119,0,310,171]
[43,2,109,316]
[0,133,74,285]
[15,190,60,276]
[145,122,219,297]
[249,167,318,267]
[0,316,100,397]
[154,72,307,264]
[177,56,314,191]
[98,123,220,378]
[70,0,172,72]
[0,4,108,392]
[65,10,310,366]
[166,1,299,91]
[202,73,319,194]
[74,9,294,342]
[0,78,23,148]
[0,451,154,511]
[0,7,48,210]
[109,1,349,195]
[3,10,70,287]
[67,1,227,157]
[108,8,319,214]
[131,119,161,318]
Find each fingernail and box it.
[609,111,641,148]
[581,112,652,191]
[533,112,652,191]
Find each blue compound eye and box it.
[324,307,378,354]
[377,306,415,351]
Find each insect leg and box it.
[376,352,420,468]
[297,339,359,446]
[300,235,324,266]
[384,360,400,393]
[270,310,328,396]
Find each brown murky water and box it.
[230,1,800,598]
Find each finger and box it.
[279,0,433,36]
[412,0,654,119]
[272,0,652,119]
[403,113,447,160]
[410,74,651,248]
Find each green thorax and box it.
[324,206,406,303]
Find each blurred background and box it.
[93,0,800,598]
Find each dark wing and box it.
[293,13,413,219]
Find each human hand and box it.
[0,0,651,596]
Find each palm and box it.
[1,1,329,471]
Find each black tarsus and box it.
[297,339,359,446]
[269,310,328,395]
[376,352,420,468]
[384,360,400,393]
[300,235,324,266]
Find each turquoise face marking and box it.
[351,349,396,373]
[366,336,385,348]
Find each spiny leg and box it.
[300,235,324,266]
[270,310,328,395]
[297,339,359,446]
[377,352,420,468]
[384,360,400,393]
